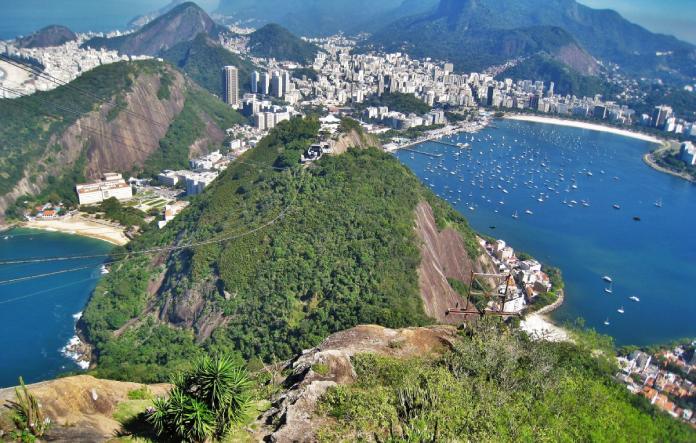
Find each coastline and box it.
[20,214,129,246]
[643,143,696,184]
[504,114,663,145]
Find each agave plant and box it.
[4,377,50,438]
[148,355,252,442]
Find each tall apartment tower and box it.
[282,71,291,96]
[222,66,239,107]
[251,70,259,94]
[271,71,283,98]
[260,72,271,95]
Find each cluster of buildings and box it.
[157,150,232,197]
[28,202,66,220]
[617,346,696,427]
[0,36,149,98]
[362,106,446,130]
[75,173,133,206]
[482,79,696,138]
[480,238,554,314]
[239,96,295,130]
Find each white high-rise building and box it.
[222,66,239,107]
[251,70,259,94]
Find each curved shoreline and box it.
[503,114,663,145]
[643,145,696,184]
[20,215,129,246]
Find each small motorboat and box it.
[612,204,621,210]
[617,306,625,314]
[602,276,613,283]
[629,296,640,302]
[604,318,610,326]
[633,216,641,221]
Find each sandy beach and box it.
[22,215,129,246]
[504,114,663,144]
[520,312,571,342]
[0,59,32,89]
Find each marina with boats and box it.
[395,118,696,346]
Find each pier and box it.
[399,147,442,158]
[429,139,468,149]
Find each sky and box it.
[580,0,696,44]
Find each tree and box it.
[148,355,252,442]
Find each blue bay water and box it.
[0,0,175,40]
[0,229,111,388]
[397,119,696,346]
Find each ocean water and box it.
[0,229,111,388]
[397,119,696,346]
[0,0,175,40]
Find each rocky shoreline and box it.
[60,312,92,370]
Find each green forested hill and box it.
[497,54,619,98]
[247,24,320,64]
[161,34,258,97]
[80,117,480,382]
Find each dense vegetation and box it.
[497,54,619,97]
[142,86,246,177]
[81,197,147,229]
[362,92,431,115]
[81,117,483,381]
[161,34,258,97]
[247,24,320,64]
[291,67,319,81]
[318,319,696,442]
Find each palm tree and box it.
[148,355,252,442]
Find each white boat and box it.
[629,296,640,302]
[617,306,625,314]
[100,265,109,275]
[525,209,533,215]
[512,211,519,219]
[602,276,612,283]
[604,282,613,294]
[612,204,621,210]
[654,199,662,208]
[604,318,610,326]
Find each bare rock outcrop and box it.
[259,324,458,442]
[414,201,497,323]
[0,375,168,442]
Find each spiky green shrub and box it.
[3,377,50,440]
[148,355,252,442]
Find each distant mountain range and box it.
[366,0,696,83]
[215,0,438,36]
[83,2,225,56]
[16,25,77,49]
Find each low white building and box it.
[75,173,132,205]
[185,171,218,196]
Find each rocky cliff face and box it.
[0,66,186,217]
[0,375,169,442]
[256,324,459,442]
